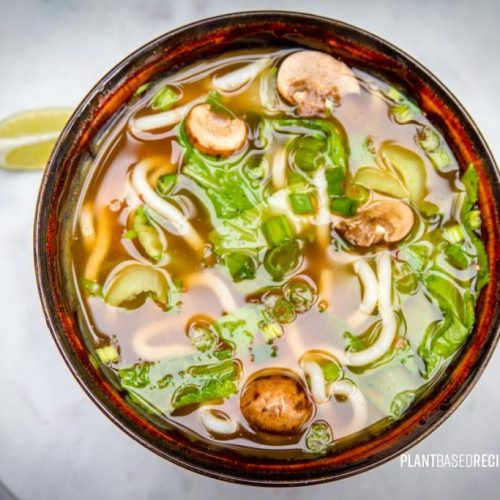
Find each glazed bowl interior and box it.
[34,11,500,485]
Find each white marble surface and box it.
[1,0,499,499]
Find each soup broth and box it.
[71,48,488,458]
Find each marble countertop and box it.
[1,1,499,499]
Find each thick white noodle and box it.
[185,271,238,313]
[302,361,328,404]
[301,361,368,435]
[345,259,379,330]
[353,259,378,315]
[131,159,204,252]
[213,57,272,92]
[331,379,368,435]
[199,408,238,435]
[346,253,396,366]
[132,95,207,132]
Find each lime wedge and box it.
[0,108,73,171]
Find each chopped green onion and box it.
[261,322,284,342]
[283,278,317,314]
[123,229,138,240]
[305,421,333,454]
[81,278,103,298]
[264,240,300,281]
[325,168,344,197]
[132,207,164,260]
[428,149,451,171]
[416,127,440,153]
[445,243,470,270]
[263,294,296,324]
[133,83,151,97]
[289,192,315,215]
[322,362,342,383]
[390,104,413,124]
[150,85,180,111]
[468,209,481,230]
[225,252,257,282]
[155,174,177,197]
[261,215,295,247]
[329,196,359,216]
[96,345,120,364]
[443,224,465,244]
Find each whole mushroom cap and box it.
[277,50,359,116]
[185,103,247,157]
[240,373,313,434]
[336,199,415,247]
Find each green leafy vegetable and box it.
[283,277,317,314]
[461,165,489,291]
[224,251,257,282]
[214,305,265,354]
[183,159,256,219]
[119,350,238,414]
[290,135,329,171]
[261,215,295,246]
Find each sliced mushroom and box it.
[240,373,313,434]
[185,104,247,157]
[277,50,359,116]
[336,199,414,247]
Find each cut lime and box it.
[0,108,73,171]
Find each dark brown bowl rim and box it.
[34,11,500,486]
